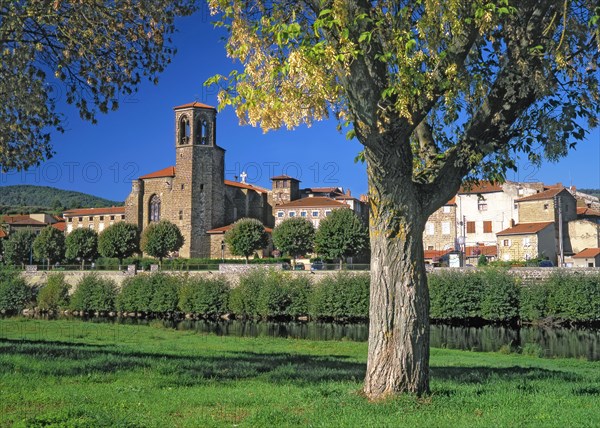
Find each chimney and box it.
[346,189,351,197]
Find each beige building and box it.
[274,196,355,229]
[571,248,600,267]
[497,222,556,262]
[423,197,457,253]
[63,207,126,234]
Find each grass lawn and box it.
[1,318,599,427]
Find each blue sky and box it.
[1,8,599,202]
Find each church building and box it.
[125,102,273,258]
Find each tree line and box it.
[0,208,368,269]
[0,221,183,269]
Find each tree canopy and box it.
[33,226,65,267]
[208,0,600,398]
[98,222,140,267]
[224,218,269,263]
[140,220,184,264]
[272,217,315,263]
[65,228,98,269]
[0,1,197,170]
[314,209,369,266]
[3,228,36,266]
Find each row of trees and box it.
[0,221,184,269]
[225,208,369,265]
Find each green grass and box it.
[1,319,599,427]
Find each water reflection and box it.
[174,320,600,361]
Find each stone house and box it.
[0,214,64,237]
[423,197,457,253]
[496,222,556,262]
[571,248,600,267]
[273,196,354,229]
[63,207,125,234]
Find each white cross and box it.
[240,171,247,183]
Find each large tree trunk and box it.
[363,152,431,399]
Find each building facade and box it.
[63,207,125,234]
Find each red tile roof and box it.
[305,187,342,194]
[271,175,301,181]
[459,181,503,194]
[276,197,349,209]
[573,248,600,258]
[446,197,457,206]
[139,166,176,180]
[0,229,6,239]
[173,101,215,110]
[224,180,268,193]
[52,222,66,232]
[63,206,125,217]
[1,216,46,226]
[206,223,273,234]
[577,207,600,217]
[515,187,566,202]
[497,222,554,236]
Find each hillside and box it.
[0,185,122,215]
[579,188,600,198]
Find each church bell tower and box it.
[173,102,225,258]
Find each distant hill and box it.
[579,188,600,198]
[0,185,122,215]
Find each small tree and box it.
[33,226,65,269]
[3,228,37,267]
[65,228,98,270]
[98,222,140,269]
[140,220,184,265]
[315,209,369,269]
[272,217,315,266]
[478,254,489,267]
[224,218,269,263]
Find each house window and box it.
[312,211,319,217]
[503,239,510,246]
[181,184,185,190]
[110,215,115,221]
[289,211,296,217]
[283,181,289,188]
[89,216,93,221]
[427,246,434,250]
[441,222,450,235]
[150,194,161,222]
[196,119,208,145]
[514,203,518,210]
[300,211,307,217]
[426,223,435,235]
[67,218,72,223]
[277,211,284,218]
[98,223,105,232]
[483,221,492,233]
[99,216,104,221]
[478,201,488,211]
[543,203,549,210]
[589,262,594,268]
[179,210,183,221]
[443,206,451,214]
[523,237,531,247]
[517,188,524,195]
[78,217,83,222]
[325,210,332,217]
[467,221,476,234]
[121,215,125,220]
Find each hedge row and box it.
[95,257,291,271]
[2,267,599,322]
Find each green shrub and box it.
[116,273,180,313]
[544,272,600,322]
[229,269,264,317]
[70,273,117,312]
[37,273,70,311]
[519,283,550,321]
[286,276,312,317]
[309,272,369,319]
[0,267,31,313]
[179,276,230,315]
[429,270,484,320]
[480,269,519,321]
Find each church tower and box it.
[173,102,225,258]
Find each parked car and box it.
[294,262,305,270]
[311,260,324,270]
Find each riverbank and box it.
[1,318,599,427]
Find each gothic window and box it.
[150,195,161,222]
[179,115,190,145]
[196,119,209,144]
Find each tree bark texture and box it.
[363,149,431,399]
